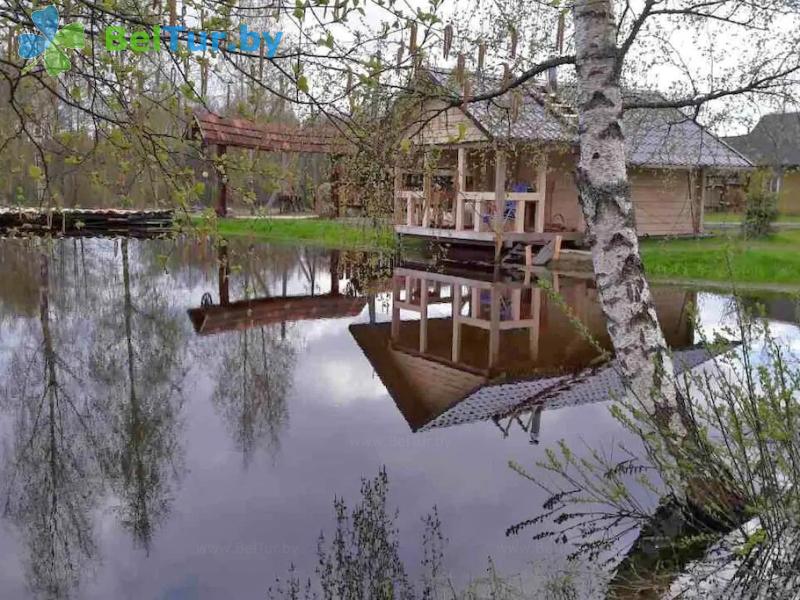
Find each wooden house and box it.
[394,71,752,256]
[350,262,698,433]
[724,112,800,214]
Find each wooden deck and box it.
[395,224,583,245]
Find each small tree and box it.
[741,170,778,239]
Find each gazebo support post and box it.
[215,144,228,217]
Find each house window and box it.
[769,173,782,193]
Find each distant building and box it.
[724,112,800,214]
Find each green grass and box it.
[705,211,800,223]
[641,229,800,284]
[188,216,395,251]
[184,215,800,284]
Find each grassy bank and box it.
[190,216,395,251]
[641,230,800,285]
[186,216,800,285]
[705,212,800,223]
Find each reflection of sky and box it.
[696,292,800,363]
[0,239,797,599]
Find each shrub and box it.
[741,174,778,238]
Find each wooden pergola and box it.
[190,110,353,216]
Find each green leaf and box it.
[54,22,85,50]
[28,165,43,180]
[21,59,39,75]
[297,74,309,93]
[43,44,71,77]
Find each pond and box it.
[0,236,796,599]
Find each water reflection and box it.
[2,247,101,598]
[0,236,797,599]
[351,261,696,436]
[90,239,188,551]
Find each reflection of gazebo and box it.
[188,246,365,335]
[350,264,697,434]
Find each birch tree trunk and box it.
[572,0,678,425]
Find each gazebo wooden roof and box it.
[191,109,353,155]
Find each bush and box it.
[741,178,778,239]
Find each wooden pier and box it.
[0,207,175,236]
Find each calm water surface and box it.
[0,237,796,599]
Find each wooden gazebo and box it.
[189,110,354,216]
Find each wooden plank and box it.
[494,150,506,232]
[456,147,466,231]
[391,276,401,341]
[535,158,547,233]
[393,267,533,290]
[216,144,228,217]
[452,284,462,362]
[422,163,432,228]
[515,198,526,233]
[488,288,501,368]
[394,225,583,244]
[419,278,429,353]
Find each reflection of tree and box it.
[89,239,188,551]
[1,249,102,599]
[212,323,296,466]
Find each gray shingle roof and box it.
[420,345,720,432]
[427,70,752,169]
[723,112,800,167]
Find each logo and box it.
[18,5,85,77]
[16,4,282,78]
[104,25,282,57]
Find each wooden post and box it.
[422,159,432,228]
[218,242,230,306]
[406,194,414,226]
[512,288,522,320]
[394,169,402,225]
[456,148,466,231]
[493,149,507,233]
[216,144,228,217]
[514,197,526,233]
[697,168,707,234]
[488,286,501,369]
[419,277,429,353]
[331,159,342,218]
[530,286,542,361]
[452,284,462,362]
[391,275,401,341]
[535,158,547,233]
[474,198,482,232]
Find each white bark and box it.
[572,0,678,422]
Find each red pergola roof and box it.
[191,110,353,154]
